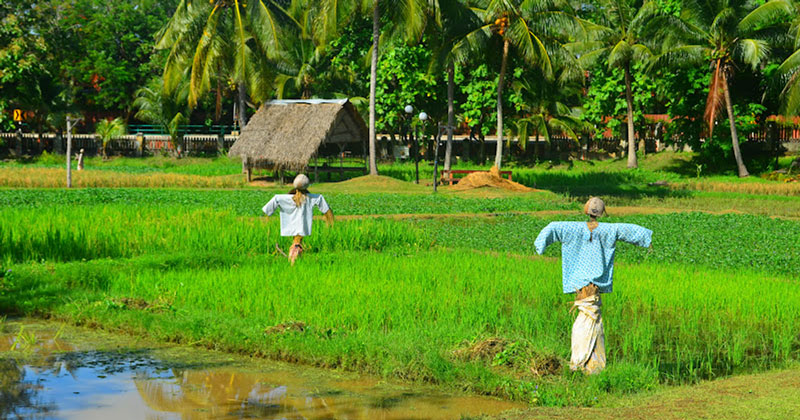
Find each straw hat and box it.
[584,197,605,217]
[293,174,310,190]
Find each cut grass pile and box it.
[1,204,799,406]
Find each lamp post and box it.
[403,105,413,163]
[416,112,428,184]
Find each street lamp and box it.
[402,105,413,163]
[415,111,428,184]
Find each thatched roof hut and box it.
[229,99,367,173]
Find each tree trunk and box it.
[368,0,380,175]
[215,75,222,122]
[722,72,749,178]
[444,63,455,172]
[624,63,638,169]
[238,82,248,129]
[494,38,510,169]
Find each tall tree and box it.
[156,0,283,129]
[426,0,484,172]
[569,0,662,169]
[655,0,795,177]
[467,0,584,169]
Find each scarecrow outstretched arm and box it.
[323,210,334,226]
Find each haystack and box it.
[452,166,533,192]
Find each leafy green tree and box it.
[424,0,484,171]
[570,0,662,168]
[459,63,498,162]
[655,0,795,177]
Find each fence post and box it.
[217,133,224,154]
[15,129,22,156]
[55,131,64,154]
[135,132,143,157]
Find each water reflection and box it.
[1,326,520,419]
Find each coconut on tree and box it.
[466,0,585,169]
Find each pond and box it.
[0,320,522,419]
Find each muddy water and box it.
[0,321,522,419]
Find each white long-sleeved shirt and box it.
[262,193,330,237]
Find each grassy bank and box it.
[1,205,799,406]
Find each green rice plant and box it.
[415,212,800,277]
[4,250,799,405]
[0,206,426,265]
[0,188,574,216]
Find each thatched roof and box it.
[229,99,367,170]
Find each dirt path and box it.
[499,365,800,420]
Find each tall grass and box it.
[0,206,425,265]
[6,250,799,405]
[2,202,799,405]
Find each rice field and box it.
[1,201,799,406]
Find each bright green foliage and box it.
[1,204,799,405]
[374,43,441,132]
[417,212,800,277]
[583,63,658,138]
[0,188,573,216]
[94,118,127,157]
[459,64,498,137]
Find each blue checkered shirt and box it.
[534,222,652,294]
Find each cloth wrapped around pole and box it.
[570,294,606,374]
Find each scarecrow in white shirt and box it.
[534,197,652,374]
[262,174,334,265]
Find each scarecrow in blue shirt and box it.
[263,174,334,265]
[534,197,652,374]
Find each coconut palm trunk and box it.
[444,63,455,172]
[495,38,509,169]
[624,64,638,169]
[238,82,248,128]
[368,0,380,175]
[722,71,749,177]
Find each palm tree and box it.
[156,0,283,128]
[133,76,191,149]
[655,0,795,177]
[467,0,585,169]
[95,118,127,159]
[510,75,593,159]
[569,0,662,169]
[314,0,428,175]
[426,0,484,173]
[776,9,800,116]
